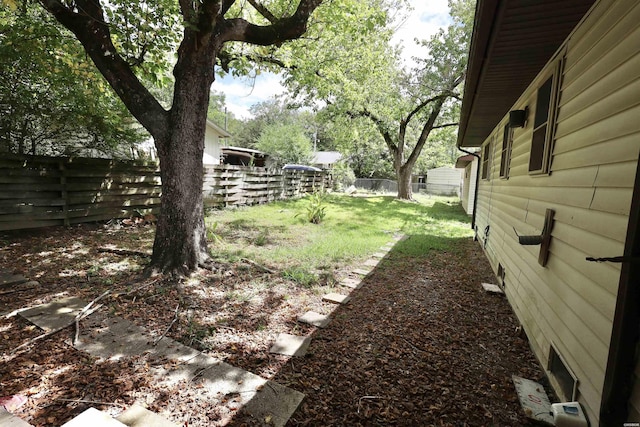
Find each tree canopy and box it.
[0,2,147,157]
[282,0,474,198]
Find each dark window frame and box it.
[529,55,565,175]
[481,140,491,180]
[500,124,513,179]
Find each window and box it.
[500,124,513,178]
[529,57,564,174]
[548,344,578,400]
[481,141,491,180]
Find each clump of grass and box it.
[206,221,224,244]
[282,266,318,288]
[254,229,269,246]
[298,189,327,224]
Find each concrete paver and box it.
[269,333,311,357]
[482,283,504,294]
[340,278,361,289]
[322,293,351,304]
[20,298,304,427]
[363,259,379,267]
[61,408,126,427]
[0,274,29,289]
[352,268,371,276]
[297,311,330,328]
[116,404,179,427]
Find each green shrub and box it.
[300,189,327,224]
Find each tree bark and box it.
[38,0,323,277]
[397,165,413,200]
[149,40,216,275]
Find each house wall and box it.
[460,159,478,215]
[426,167,463,196]
[203,127,222,165]
[473,0,640,423]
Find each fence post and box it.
[58,160,70,227]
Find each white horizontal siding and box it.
[473,0,640,424]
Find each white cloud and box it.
[212,72,286,119]
[214,0,452,118]
[392,0,451,66]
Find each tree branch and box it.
[247,0,278,24]
[38,0,169,140]
[349,110,398,155]
[220,0,323,46]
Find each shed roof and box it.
[455,154,476,168]
[457,0,595,147]
[312,151,342,164]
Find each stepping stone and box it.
[116,404,178,427]
[341,278,361,289]
[322,293,351,304]
[0,274,28,289]
[363,259,379,267]
[269,333,311,357]
[297,311,330,328]
[61,408,126,427]
[352,268,371,276]
[20,297,304,427]
[482,283,504,294]
[20,296,87,332]
[0,408,33,427]
[372,252,387,259]
[381,245,393,251]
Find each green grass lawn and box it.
[205,193,473,278]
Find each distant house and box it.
[425,167,462,196]
[221,146,270,167]
[312,151,342,170]
[455,154,478,216]
[457,0,640,424]
[203,120,231,165]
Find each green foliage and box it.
[331,160,356,190]
[0,3,148,156]
[205,193,473,276]
[299,189,328,224]
[281,0,475,197]
[281,266,318,288]
[256,122,312,168]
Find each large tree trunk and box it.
[397,165,413,200]
[147,46,215,276]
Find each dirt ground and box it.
[0,223,548,426]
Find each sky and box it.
[211,0,452,120]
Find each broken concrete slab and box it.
[20,296,87,332]
[61,408,126,427]
[322,293,351,304]
[116,404,178,427]
[340,278,361,289]
[363,259,379,267]
[20,297,305,427]
[0,408,33,427]
[482,283,504,294]
[0,274,28,289]
[512,376,554,425]
[241,380,304,427]
[352,268,372,276]
[269,333,311,357]
[297,311,330,328]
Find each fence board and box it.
[0,154,329,231]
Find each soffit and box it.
[457,0,596,147]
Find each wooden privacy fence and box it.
[203,164,330,207]
[0,154,329,232]
[0,154,161,231]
